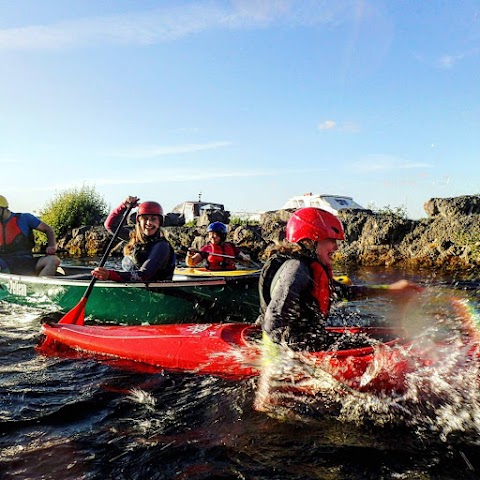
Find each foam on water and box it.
[255,293,480,444]
[126,388,157,411]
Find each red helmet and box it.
[286,207,345,243]
[137,201,163,217]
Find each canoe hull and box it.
[39,322,413,391]
[0,267,260,324]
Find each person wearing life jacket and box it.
[257,207,423,352]
[254,207,423,415]
[186,221,251,271]
[92,196,175,282]
[0,195,60,276]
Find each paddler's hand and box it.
[124,196,140,209]
[238,252,251,265]
[92,267,110,281]
[387,280,425,301]
[186,249,200,267]
[388,279,424,293]
[366,279,424,299]
[46,245,57,255]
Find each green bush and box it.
[367,203,408,219]
[40,185,109,238]
[230,216,260,226]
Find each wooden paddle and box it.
[58,204,134,325]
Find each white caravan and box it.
[282,193,367,216]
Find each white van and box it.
[282,193,367,216]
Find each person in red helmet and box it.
[254,207,422,415]
[92,195,175,282]
[258,207,422,352]
[186,221,251,271]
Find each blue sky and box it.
[1,1,479,219]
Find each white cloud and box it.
[0,1,352,51]
[318,120,336,130]
[437,48,479,69]
[40,165,328,191]
[317,120,360,132]
[438,54,459,69]
[339,121,360,133]
[414,47,479,70]
[351,154,432,172]
[103,141,232,159]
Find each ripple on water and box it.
[3,287,480,478]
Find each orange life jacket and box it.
[0,214,35,255]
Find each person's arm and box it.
[237,251,250,261]
[186,244,210,267]
[237,250,255,266]
[36,222,57,255]
[105,196,139,241]
[223,243,256,267]
[186,250,204,267]
[232,245,250,262]
[366,279,424,296]
[262,259,311,343]
[337,279,423,301]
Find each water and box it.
[2,268,480,479]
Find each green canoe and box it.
[0,265,260,324]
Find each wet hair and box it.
[264,238,316,260]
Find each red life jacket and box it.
[259,252,333,319]
[258,252,337,351]
[0,214,35,255]
[205,242,237,271]
[309,260,333,317]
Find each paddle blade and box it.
[58,297,87,325]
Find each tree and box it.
[40,185,109,238]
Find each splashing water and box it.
[126,388,157,411]
[254,292,480,444]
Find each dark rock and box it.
[196,209,230,227]
[424,195,480,217]
[62,225,110,257]
[58,195,480,273]
[164,212,184,227]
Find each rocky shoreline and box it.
[56,195,480,273]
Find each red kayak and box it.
[38,297,480,397]
[40,322,261,378]
[38,322,416,390]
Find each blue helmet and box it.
[207,222,227,234]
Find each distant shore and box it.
[54,195,480,275]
